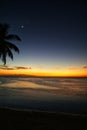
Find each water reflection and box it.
[0,77,87,99]
[0,77,87,114]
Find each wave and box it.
[0,77,87,97]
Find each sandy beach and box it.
[0,108,87,130]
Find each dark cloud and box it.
[0,65,32,70]
[0,66,14,70]
[2,68,15,70]
[15,66,32,70]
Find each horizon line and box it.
[0,74,87,78]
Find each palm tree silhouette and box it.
[0,23,21,65]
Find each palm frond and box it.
[0,53,1,58]
[6,47,13,60]
[1,52,6,65]
[5,41,20,53]
[0,23,20,65]
[6,34,21,41]
[0,47,13,65]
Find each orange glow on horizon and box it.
[0,68,87,77]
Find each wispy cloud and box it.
[37,65,44,69]
[83,66,87,69]
[68,67,77,70]
[0,65,32,70]
[0,65,14,70]
[0,67,14,70]
[55,67,60,70]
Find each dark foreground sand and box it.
[0,108,87,130]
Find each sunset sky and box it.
[0,0,87,77]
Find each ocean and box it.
[0,76,87,115]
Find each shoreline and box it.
[1,106,87,117]
[0,107,87,129]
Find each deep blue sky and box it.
[0,0,87,76]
